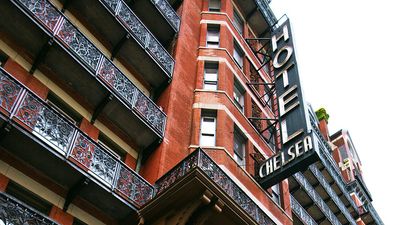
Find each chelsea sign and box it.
[258,19,319,188]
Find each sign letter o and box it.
[273,46,293,69]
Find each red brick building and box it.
[0,0,383,225]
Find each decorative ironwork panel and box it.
[70,133,118,185]
[134,91,165,134]
[116,1,174,76]
[117,3,149,46]
[290,195,318,225]
[367,203,384,225]
[101,0,120,13]
[17,0,61,32]
[0,70,22,114]
[293,172,341,225]
[0,192,58,225]
[98,59,138,106]
[115,165,154,207]
[147,36,174,74]
[309,165,357,225]
[154,152,199,194]
[310,120,359,211]
[57,20,102,71]
[151,0,180,31]
[154,149,276,225]
[15,93,74,154]
[197,151,275,225]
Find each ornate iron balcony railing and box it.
[254,0,278,28]
[150,0,180,32]
[101,0,175,75]
[0,192,59,225]
[0,68,154,208]
[290,194,317,225]
[293,172,342,225]
[14,0,166,135]
[309,165,357,225]
[310,119,359,212]
[154,148,277,225]
[367,203,385,225]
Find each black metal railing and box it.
[310,119,359,212]
[101,0,175,75]
[367,203,384,225]
[293,172,342,225]
[254,0,278,28]
[0,68,154,208]
[150,0,180,32]
[14,0,166,135]
[309,165,357,225]
[0,192,59,225]
[154,148,277,225]
[290,194,317,225]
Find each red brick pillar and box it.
[79,119,100,141]
[49,206,73,225]
[3,59,49,100]
[0,173,10,192]
[280,180,292,216]
[356,218,366,225]
[318,119,330,141]
[124,154,137,171]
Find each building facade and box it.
[0,0,383,225]
[289,107,384,225]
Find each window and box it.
[206,25,220,48]
[270,183,281,205]
[233,128,246,167]
[233,9,244,35]
[209,0,221,12]
[204,62,218,90]
[46,92,82,124]
[200,111,216,146]
[233,80,245,112]
[5,181,53,215]
[233,42,244,68]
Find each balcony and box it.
[0,192,59,225]
[0,0,166,148]
[58,0,175,89]
[152,148,277,225]
[360,203,384,225]
[0,69,154,220]
[290,194,317,225]
[234,0,277,37]
[291,172,342,225]
[121,0,180,43]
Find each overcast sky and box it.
[270,0,399,224]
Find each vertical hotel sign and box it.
[258,19,318,188]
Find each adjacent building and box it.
[289,107,384,225]
[0,0,383,225]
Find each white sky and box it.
[270,1,400,224]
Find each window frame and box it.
[233,8,244,35]
[206,25,220,48]
[208,0,221,12]
[233,41,244,68]
[233,79,245,112]
[200,115,217,146]
[203,62,219,90]
[233,127,246,168]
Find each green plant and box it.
[315,108,329,123]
